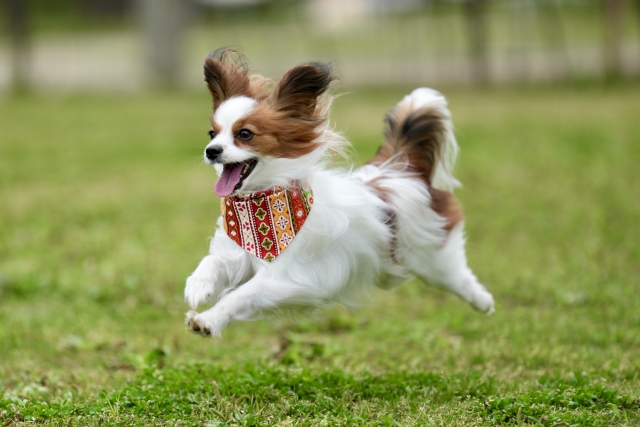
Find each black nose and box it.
[205,145,223,161]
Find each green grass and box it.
[1,83,640,425]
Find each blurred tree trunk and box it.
[508,0,533,82]
[137,0,189,88]
[4,0,31,92]
[603,0,624,79]
[539,0,571,79]
[464,0,490,85]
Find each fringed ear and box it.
[268,62,336,119]
[204,48,252,110]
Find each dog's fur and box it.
[185,48,494,337]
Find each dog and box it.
[185,48,494,337]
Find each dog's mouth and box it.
[214,158,258,197]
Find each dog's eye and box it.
[236,129,254,141]
[208,130,217,140]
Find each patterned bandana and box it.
[221,182,314,262]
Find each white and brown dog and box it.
[185,48,494,337]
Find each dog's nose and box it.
[205,145,223,161]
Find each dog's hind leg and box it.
[404,223,494,314]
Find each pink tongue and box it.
[215,163,245,197]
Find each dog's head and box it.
[202,48,336,197]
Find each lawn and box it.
[1,83,639,426]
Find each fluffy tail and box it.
[370,88,460,191]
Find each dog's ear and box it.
[204,48,252,110]
[268,62,336,119]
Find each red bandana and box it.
[221,182,314,262]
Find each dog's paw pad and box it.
[185,310,214,336]
[185,310,200,332]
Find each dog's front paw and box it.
[184,275,215,309]
[185,310,212,336]
[471,288,495,315]
[185,310,226,337]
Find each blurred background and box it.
[2,0,639,92]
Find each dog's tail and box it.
[370,88,460,190]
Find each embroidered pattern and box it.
[221,182,313,262]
